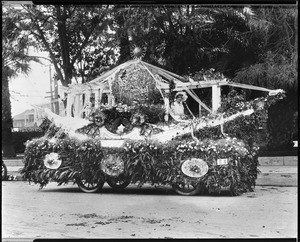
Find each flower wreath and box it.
[89,110,107,126]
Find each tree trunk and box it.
[2,74,16,157]
[56,6,73,85]
[115,6,131,65]
[117,34,131,64]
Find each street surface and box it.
[2,181,297,240]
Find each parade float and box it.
[20,54,285,196]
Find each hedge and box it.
[12,131,44,153]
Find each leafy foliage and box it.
[8,5,116,86]
[2,7,41,157]
[233,53,297,150]
[21,135,259,195]
[233,52,297,91]
[112,65,163,105]
[175,89,284,148]
[232,6,298,150]
[21,88,286,195]
[12,131,44,153]
[21,137,104,188]
[266,96,297,150]
[116,6,255,76]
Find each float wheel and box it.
[107,174,131,190]
[76,177,105,193]
[172,181,201,196]
[2,161,8,181]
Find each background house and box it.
[12,101,65,131]
[13,109,37,131]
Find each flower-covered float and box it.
[21,58,285,196]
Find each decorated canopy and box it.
[25,56,282,149]
[60,59,277,119]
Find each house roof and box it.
[13,109,34,120]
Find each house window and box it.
[28,114,34,122]
[101,93,108,104]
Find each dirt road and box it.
[2,182,297,240]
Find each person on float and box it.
[169,91,189,121]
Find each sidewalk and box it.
[2,154,25,181]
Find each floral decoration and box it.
[44,152,62,169]
[112,65,162,105]
[20,87,284,195]
[181,158,209,178]
[100,154,124,177]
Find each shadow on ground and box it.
[38,184,235,197]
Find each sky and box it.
[9,51,52,117]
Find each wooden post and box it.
[66,93,74,117]
[84,92,90,108]
[198,103,201,117]
[164,97,169,122]
[107,94,115,106]
[73,94,79,117]
[212,84,221,113]
[99,88,103,106]
[95,89,100,108]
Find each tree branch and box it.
[70,12,107,67]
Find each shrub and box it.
[12,131,44,153]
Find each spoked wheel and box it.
[172,182,201,196]
[76,177,105,193]
[106,174,131,190]
[2,161,8,181]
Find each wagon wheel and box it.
[76,176,105,193]
[106,174,131,190]
[2,161,8,181]
[172,181,201,196]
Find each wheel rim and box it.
[107,175,131,189]
[77,178,104,193]
[2,162,8,180]
[172,182,200,196]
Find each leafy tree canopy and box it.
[9,5,117,86]
[233,6,297,92]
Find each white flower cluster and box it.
[44,152,62,169]
[124,142,158,152]
[176,142,201,153]
[45,152,60,162]
[175,137,251,157]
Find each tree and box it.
[19,5,116,86]
[113,5,257,76]
[2,7,40,157]
[115,5,298,149]
[233,6,297,90]
[232,6,298,150]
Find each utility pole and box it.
[43,59,59,115]
[31,55,59,115]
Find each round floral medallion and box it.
[44,152,62,170]
[181,158,209,178]
[100,154,125,177]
